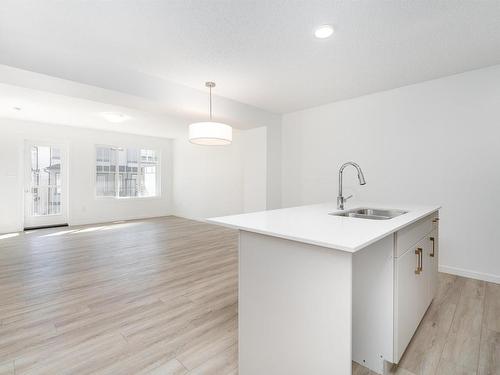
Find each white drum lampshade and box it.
[189,82,232,146]
[188,122,232,145]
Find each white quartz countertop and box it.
[206,202,440,253]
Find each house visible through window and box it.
[96,146,159,198]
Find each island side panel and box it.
[239,230,353,375]
[352,234,395,374]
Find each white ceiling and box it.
[1,1,500,114]
[0,83,188,139]
[0,64,280,133]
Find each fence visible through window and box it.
[29,146,62,216]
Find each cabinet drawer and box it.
[395,213,437,257]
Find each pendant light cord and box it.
[209,85,213,121]
[205,81,216,121]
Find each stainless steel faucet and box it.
[337,162,366,210]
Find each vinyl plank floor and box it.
[0,216,497,374]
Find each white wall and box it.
[0,118,172,233]
[243,127,267,213]
[282,65,500,284]
[266,122,282,209]
[172,127,267,219]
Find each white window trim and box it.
[94,145,162,200]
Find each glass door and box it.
[24,142,68,228]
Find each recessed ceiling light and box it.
[314,25,334,39]
[100,111,132,123]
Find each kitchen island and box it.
[208,202,440,375]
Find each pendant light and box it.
[189,82,232,145]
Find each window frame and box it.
[94,144,161,200]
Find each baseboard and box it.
[0,226,23,236]
[24,223,69,231]
[439,265,500,284]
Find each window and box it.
[96,146,159,198]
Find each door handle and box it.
[415,248,423,274]
[429,237,435,257]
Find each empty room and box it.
[0,1,499,374]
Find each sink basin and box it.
[329,207,408,220]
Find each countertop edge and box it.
[204,219,356,252]
[205,205,440,253]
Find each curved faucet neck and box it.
[337,162,366,210]
[340,161,362,173]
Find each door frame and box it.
[23,140,69,229]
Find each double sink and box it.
[330,208,408,220]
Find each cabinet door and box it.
[395,238,429,361]
[427,229,439,300]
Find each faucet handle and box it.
[337,194,354,210]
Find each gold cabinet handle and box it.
[415,248,422,274]
[432,218,439,223]
[429,237,435,257]
[419,248,423,272]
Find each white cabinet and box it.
[395,237,430,360]
[351,211,440,374]
[394,214,439,362]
